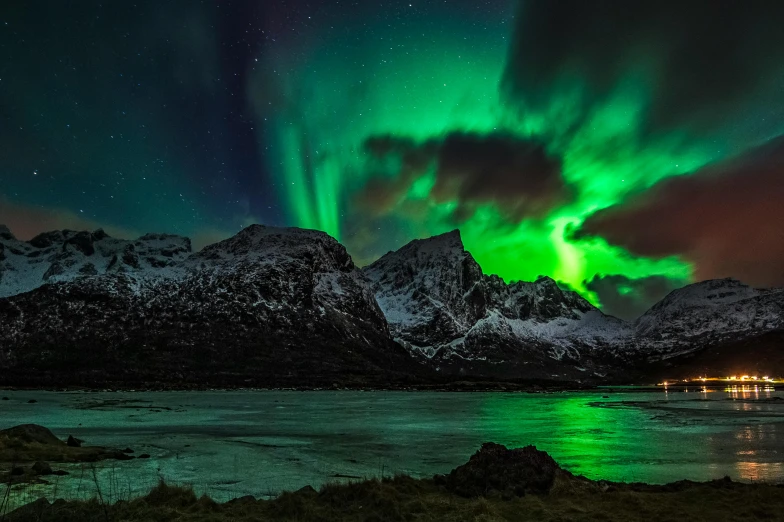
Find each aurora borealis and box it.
[2,1,784,319]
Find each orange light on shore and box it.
[656,376,781,386]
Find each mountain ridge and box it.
[1,223,782,385]
[0,224,425,388]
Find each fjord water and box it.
[1,389,783,503]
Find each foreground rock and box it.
[5,443,783,522]
[0,424,132,470]
[439,442,563,497]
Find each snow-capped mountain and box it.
[364,231,784,379]
[363,230,632,378]
[1,223,782,386]
[0,225,423,388]
[634,278,784,359]
[0,225,190,298]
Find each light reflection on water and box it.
[724,385,775,400]
[736,460,784,482]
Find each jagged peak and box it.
[92,228,110,241]
[407,229,464,251]
[369,230,466,267]
[0,224,15,240]
[23,228,190,249]
[533,276,557,287]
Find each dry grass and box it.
[4,474,784,522]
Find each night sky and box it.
[2,1,783,319]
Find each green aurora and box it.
[258,2,770,305]
[4,1,783,318]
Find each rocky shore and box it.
[0,424,139,488]
[2,434,782,521]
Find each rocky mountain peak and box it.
[411,228,463,250]
[193,224,354,272]
[402,229,464,259]
[362,230,619,370]
[0,225,15,241]
[362,230,486,348]
[0,228,192,298]
[364,229,478,284]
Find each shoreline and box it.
[4,442,783,521]
[1,383,770,394]
[0,380,642,394]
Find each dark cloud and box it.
[504,1,784,135]
[355,133,569,222]
[354,136,438,216]
[586,274,686,321]
[432,134,567,221]
[577,137,784,287]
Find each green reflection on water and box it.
[478,394,632,478]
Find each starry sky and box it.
[2,1,784,319]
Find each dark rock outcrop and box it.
[0,424,64,447]
[0,424,130,463]
[31,461,53,475]
[441,442,560,498]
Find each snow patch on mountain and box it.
[0,227,191,298]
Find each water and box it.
[1,387,783,506]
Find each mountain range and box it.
[0,223,782,388]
